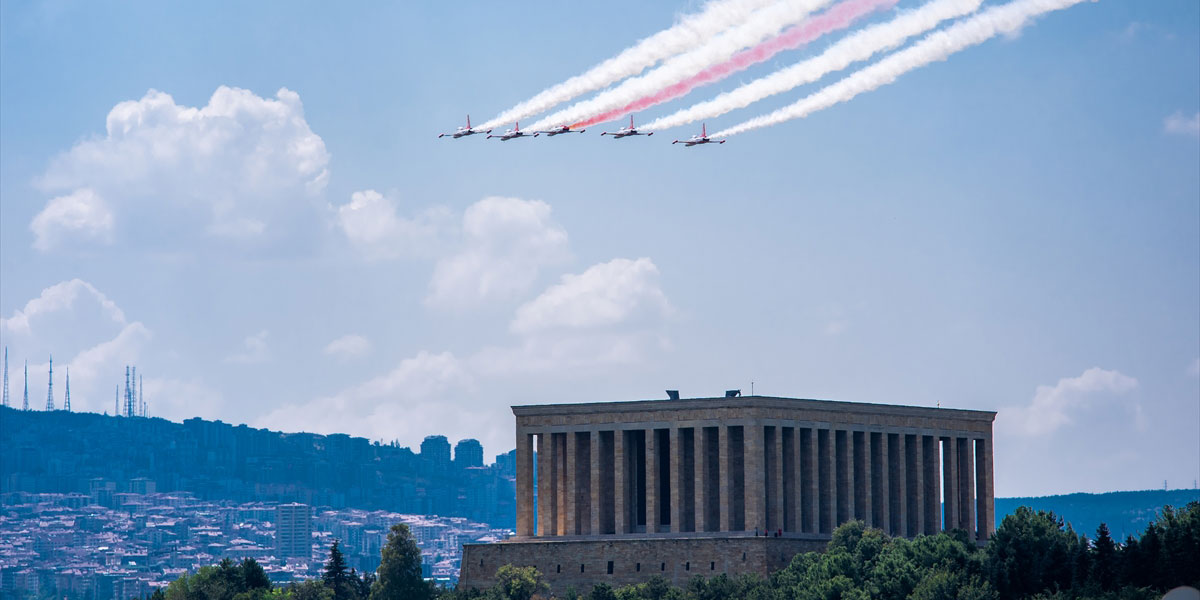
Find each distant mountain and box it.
[996,489,1200,540]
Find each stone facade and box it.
[460,395,996,595]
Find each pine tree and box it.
[1091,522,1118,591]
[369,523,433,600]
[323,539,352,600]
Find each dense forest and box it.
[153,502,1199,600]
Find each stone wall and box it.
[459,535,829,596]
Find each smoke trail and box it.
[645,0,982,131]
[569,0,898,131]
[477,0,780,131]
[527,0,836,132]
[713,0,1090,138]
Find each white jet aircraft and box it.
[601,116,653,139]
[536,125,586,137]
[672,123,725,147]
[487,122,536,141]
[438,115,490,139]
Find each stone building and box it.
[459,394,995,594]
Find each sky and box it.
[0,0,1196,498]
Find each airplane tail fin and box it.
[702,123,707,137]
[467,115,471,129]
[630,115,635,128]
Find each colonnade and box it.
[515,423,994,542]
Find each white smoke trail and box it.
[477,0,781,131]
[527,0,836,132]
[713,0,1089,138]
[645,0,982,131]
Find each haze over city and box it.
[2,0,1197,504]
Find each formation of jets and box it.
[439,115,724,147]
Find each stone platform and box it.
[459,534,830,595]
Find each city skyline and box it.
[1,0,1197,500]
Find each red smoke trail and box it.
[571,0,897,130]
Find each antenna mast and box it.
[64,367,71,412]
[2,347,8,408]
[46,355,54,411]
[23,361,29,411]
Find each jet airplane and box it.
[672,123,725,147]
[438,115,490,139]
[601,116,653,139]
[536,125,585,136]
[487,122,537,141]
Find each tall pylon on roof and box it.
[139,374,144,417]
[64,367,71,412]
[46,355,54,411]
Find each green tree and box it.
[289,580,335,600]
[1091,522,1118,592]
[587,583,617,600]
[324,540,354,600]
[241,558,273,592]
[370,523,434,600]
[985,507,1075,598]
[493,565,546,600]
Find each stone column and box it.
[768,426,784,533]
[836,429,852,527]
[909,434,923,537]
[923,435,940,535]
[891,433,907,537]
[819,428,835,534]
[942,437,958,531]
[977,437,994,541]
[854,431,871,526]
[720,426,733,532]
[872,432,888,534]
[516,430,534,537]
[646,428,659,533]
[555,433,567,536]
[537,433,553,536]
[670,427,683,532]
[590,431,602,535]
[802,427,818,534]
[958,437,975,540]
[745,423,766,533]
[615,430,627,534]
[565,432,578,536]
[695,427,709,532]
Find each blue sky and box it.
[1,0,1196,497]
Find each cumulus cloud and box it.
[324,334,372,360]
[427,197,570,309]
[142,377,226,422]
[510,258,671,334]
[336,190,453,260]
[473,258,673,374]
[255,351,508,454]
[225,330,270,364]
[30,188,114,251]
[1164,111,1200,137]
[33,86,329,251]
[1001,367,1139,436]
[1,279,126,336]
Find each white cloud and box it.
[142,377,226,422]
[324,334,372,360]
[510,257,671,334]
[427,197,570,309]
[255,351,508,454]
[1164,111,1200,138]
[336,190,453,260]
[225,330,270,364]
[30,188,114,251]
[1000,367,1139,436]
[34,86,329,250]
[1,278,126,336]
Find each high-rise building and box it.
[275,503,312,559]
[420,435,451,466]
[454,439,484,468]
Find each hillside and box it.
[995,489,1200,540]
